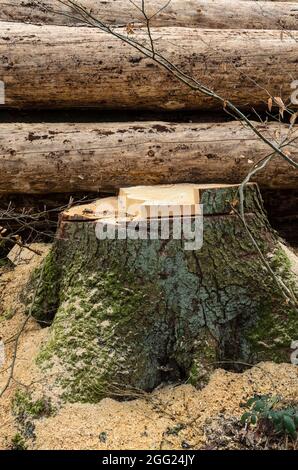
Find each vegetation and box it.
[241,395,298,440]
[10,390,54,450]
[10,433,27,451]
[12,389,53,420]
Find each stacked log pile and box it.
[0,0,297,196]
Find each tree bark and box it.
[27,183,298,402]
[1,0,297,29]
[0,23,297,110]
[0,121,297,194]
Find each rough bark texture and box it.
[1,0,297,29]
[0,23,297,110]
[25,184,298,403]
[0,121,297,194]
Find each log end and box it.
[62,183,257,222]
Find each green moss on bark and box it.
[245,247,298,363]
[25,249,61,324]
[37,262,171,402]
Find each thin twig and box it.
[0,236,42,256]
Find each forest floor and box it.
[0,244,297,450]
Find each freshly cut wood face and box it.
[63,183,242,222]
[120,184,201,218]
[63,196,119,221]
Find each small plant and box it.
[0,307,15,324]
[10,433,27,451]
[241,395,298,440]
[165,423,185,436]
[0,258,8,268]
[12,389,53,420]
[12,390,54,446]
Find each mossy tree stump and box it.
[27,184,297,402]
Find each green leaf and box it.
[251,414,257,425]
[241,412,251,424]
[246,396,259,407]
[253,400,266,412]
[267,396,280,409]
[283,415,297,439]
[269,411,279,424]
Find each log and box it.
[1,0,298,30]
[0,23,297,110]
[27,183,298,401]
[0,121,297,194]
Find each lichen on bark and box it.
[244,247,298,363]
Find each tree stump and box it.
[27,184,298,403]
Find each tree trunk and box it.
[1,0,297,29]
[27,183,298,402]
[0,121,297,194]
[0,23,296,110]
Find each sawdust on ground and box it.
[0,244,50,449]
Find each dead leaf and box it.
[126,23,135,35]
[273,96,286,118]
[268,97,273,112]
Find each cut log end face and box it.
[62,183,256,222]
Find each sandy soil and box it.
[0,244,50,449]
[0,244,297,450]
